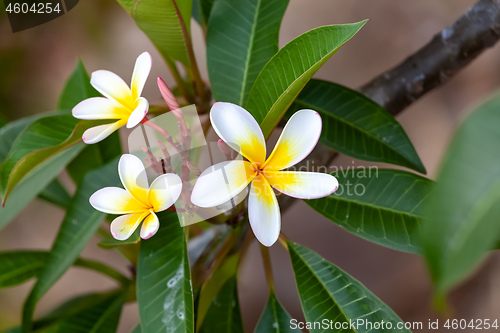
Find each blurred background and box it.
[1,0,500,331]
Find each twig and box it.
[361,0,500,115]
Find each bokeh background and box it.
[1,0,500,331]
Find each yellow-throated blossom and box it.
[73,52,152,144]
[191,103,339,246]
[90,154,182,240]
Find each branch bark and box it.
[361,0,500,115]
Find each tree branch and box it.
[361,0,500,115]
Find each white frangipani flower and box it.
[191,102,339,247]
[90,154,182,240]
[73,52,152,144]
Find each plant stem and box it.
[278,232,289,250]
[74,258,130,286]
[164,56,193,104]
[260,245,275,292]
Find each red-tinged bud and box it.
[157,77,188,137]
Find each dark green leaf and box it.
[246,21,366,138]
[288,242,411,333]
[192,0,215,28]
[131,325,142,333]
[207,0,288,105]
[137,211,194,333]
[98,227,140,249]
[306,169,433,254]
[255,291,295,333]
[0,251,48,288]
[0,144,81,231]
[57,60,99,110]
[288,79,425,173]
[198,276,244,333]
[22,158,121,332]
[422,92,500,295]
[38,179,71,208]
[131,0,193,67]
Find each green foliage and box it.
[289,79,425,173]
[130,0,193,67]
[288,242,411,333]
[307,169,433,254]
[0,251,48,288]
[422,92,500,295]
[38,179,71,208]
[255,292,295,333]
[246,21,366,138]
[57,60,99,110]
[137,211,194,333]
[192,0,215,28]
[198,276,244,333]
[22,158,121,332]
[207,0,288,105]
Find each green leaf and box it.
[255,291,295,333]
[131,325,142,333]
[307,169,432,254]
[131,0,193,67]
[246,21,367,138]
[422,92,500,295]
[1,115,106,204]
[207,0,288,105]
[57,60,99,110]
[5,292,124,333]
[137,211,194,333]
[288,79,425,173]
[22,158,121,332]
[41,291,124,333]
[198,275,244,333]
[288,242,411,333]
[192,0,215,28]
[0,251,48,288]
[98,228,141,249]
[0,144,82,231]
[38,179,71,208]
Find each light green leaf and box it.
[57,60,98,110]
[306,169,432,254]
[207,0,288,105]
[22,158,121,332]
[1,115,107,204]
[131,0,193,67]
[246,21,366,138]
[288,242,411,333]
[255,291,295,333]
[0,144,81,231]
[422,92,500,295]
[288,79,425,173]
[38,179,71,208]
[198,275,244,333]
[137,211,194,333]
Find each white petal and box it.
[127,97,149,128]
[148,173,182,212]
[264,110,322,171]
[91,70,134,109]
[266,171,339,199]
[248,176,281,247]
[90,187,147,214]
[73,97,127,120]
[110,212,148,241]
[119,154,149,206]
[210,102,266,164]
[191,160,254,208]
[131,52,152,100]
[82,120,125,144]
[140,211,159,239]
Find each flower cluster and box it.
[79,53,338,246]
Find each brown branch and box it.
[361,0,500,115]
